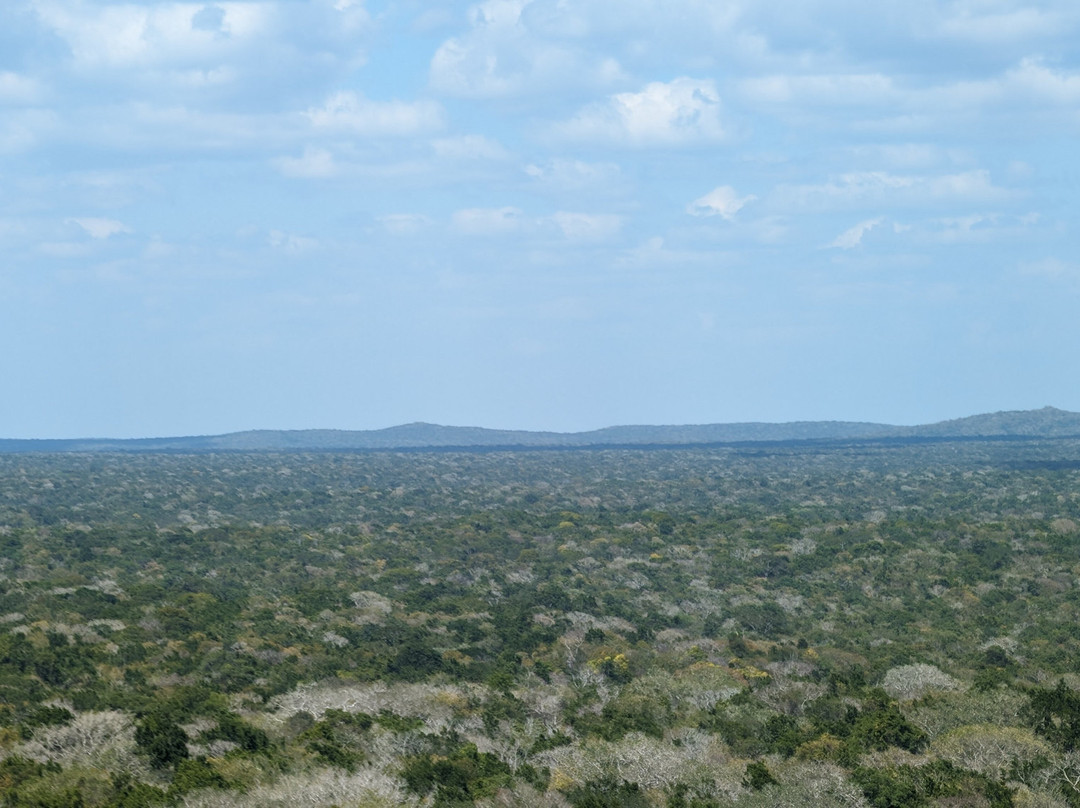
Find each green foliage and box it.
[666,782,723,808]
[1026,680,1080,750]
[762,713,809,757]
[853,690,927,753]
[5,445,1080,805]
[19,706,74,739]
[376,710,423,732]
[0,757,63,804]
[567,777,649,808]
[854,761,1014,808]
[402,742,513,806]
[134,713,189,769]
[744,760,778,790]
[204,712,270,753]
[105,774,167,808]
[168,758,228,796]
[297,709,372,771]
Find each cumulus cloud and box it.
[554,77,724,146]
[69,218,132,239]
[829,217,884,249]
[306,92,444,136]
[33,2,272,69]
[687,186,755,219]
[739,58,1080,135]
[452,206,526,235]
[429,0,625,97]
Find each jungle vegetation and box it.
[3,439,1080,806]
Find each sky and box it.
[2,0,1080,438]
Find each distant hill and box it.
[891,406,1080,438]
[2,407,1079,453]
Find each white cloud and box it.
[449,206,621,240]
[69,217,132,239]
[777,169,1009,211]
[936,7,1062,43]
[523,159,623,192]
[0,72,42,105]
[268,229,318,252]
[925,170,1002,198]
[168,66,239,88]
[429,0,625,98]
[427,0,752,100]
[848,143,965,170]
[1004,58,1080,104]
[554,77,724,146]
[432,135,508,160]
[731,55,1080,140]
[273,147,337,178]
[378,214,432,235]
[452,206,526,235]
[829,217,884,249]
[33,2,272,69]
[1020,257,1079,278]
[551,212,622,241]
[687,186,755,219]
[306,92,444,136]
[0,109,57,153]
[931,213,996,243]
[741,73,896,106]
[616,235,714,268]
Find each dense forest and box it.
[3,439,1080,806]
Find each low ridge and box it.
[2,407,1079,453]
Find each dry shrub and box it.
[181,767,419,808]
[268,679,484,733]
[930,724,1052,782]
[537,730,735,793]
[16,710,146,774]
[882,664,961,702]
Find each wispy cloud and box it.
[829,217,884,249]
[273,147,337,179]
[551,211,622,241]
[378,214,433,235]
[69,217,132,239]
[432,135,508,161]
[687,186,755,219]
[452,206,526,235]
[0,72,42,104]
[306,92,444,136]
[777,169,1010,211]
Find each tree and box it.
[134,714,188,769]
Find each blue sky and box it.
[2,0,1079,437]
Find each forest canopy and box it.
[2,439,1080,806]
